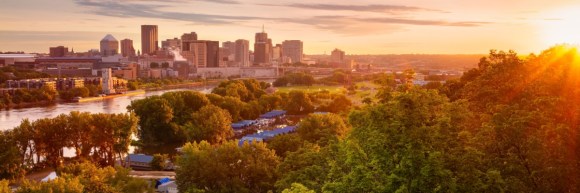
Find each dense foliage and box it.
[0,86,57,109]
[0,111,138,180]
[16,162,154,193]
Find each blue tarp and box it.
[232,120,257,130]
[237,126,296,146]
[259,110,287,119]
[155,178,171,188]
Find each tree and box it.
[150,154,169,171]
[150,62,160,68]
[0,131,24,180]
[285,91,314,115]
[161,62,170,68]
[273,76,289,87]
[176,141,279,193]
[266,133,303,158]
[186,105,233,144]
[319,94,352,113]
[281,183,316,193]
[296,114,349,146]
[0,180,10,193]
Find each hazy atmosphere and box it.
[2,0,580,54]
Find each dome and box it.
[101,34,118,42]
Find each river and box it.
[0,87,213,131]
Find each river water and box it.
[0,88,213,131]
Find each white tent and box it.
[41,172,57,182]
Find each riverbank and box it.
[74,90,147,103]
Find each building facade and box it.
[120,39,136,57]
[100,34,119,57]
[331,48,345,63]
[235,39,250,67]
[282,40,303,64]
[253,30,271,65]
[49,46,68,57]
[141,25,159,55]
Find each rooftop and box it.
[101,34,118,42]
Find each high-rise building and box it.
[254,28,271,65]
[222,41,236,60]
[331,48,345,63]
[100,34,119,56]
[190,41,207,68]
[272,44,282,62]
[181,32,198,51]
[282,40,303,64]
[235,39,250,67]
[206,41,221,68]
[141,25,158,55]
[120,39,136,57]
[49,46,68,57]
[161,38,181,50]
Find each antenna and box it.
[262,24,265,33]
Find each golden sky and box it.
[1,0,579,54]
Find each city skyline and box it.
[1,0,580,54]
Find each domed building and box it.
[100,34,119,56]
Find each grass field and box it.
[275,85,346,94]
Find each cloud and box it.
[261,3,444,13]
[75,0,255,24]
[118,0,239,4]
[74,0,487,35]
[277,15,487,35]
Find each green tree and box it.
[185,105,233,144]
[176,141,279,193]
[285,91,314,115]
[0,131,24,180]
[281,183,316,193]
[296,114,349,146]
[150,154,169,171]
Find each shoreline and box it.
[1,81,220,109]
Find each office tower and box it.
[100,34,119,56]
[181,32,198,51]
[206,41,221,67]
[254,27,271,65]
[190,41,207,68]
[161,38,181,50]
[49,46,68,57]
[120,39,136,57]
[331,48,345,63]
[141,25,158,55]
[235,39,250,67]
[222,41,236,60]
[272,44,282,61]
[282,40,303,64]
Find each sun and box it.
[538,7,580,45]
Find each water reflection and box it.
[0,88,212,131]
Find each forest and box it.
[1,45,579,192]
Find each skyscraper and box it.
[120,39,136,57]
[272,44,282,62]
[253,27,271,65]
[100,34,119,56]
[282,40,303,64]
[222,41,236,60]
[235,39,250,67]
[141,25,158,55]
[190,41,207,68]
[206,41,221,68]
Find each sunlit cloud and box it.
[260,3,444,13]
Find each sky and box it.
[1,0,580,55]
